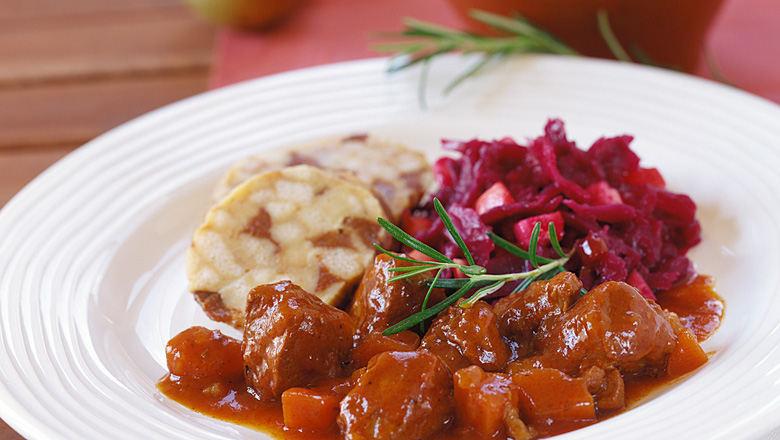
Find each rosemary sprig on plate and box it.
[374,198,572,335]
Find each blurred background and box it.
[0,0,777,434]
[1,0,778,208]
[0,0,214,209]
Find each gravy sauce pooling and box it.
[158,268,722,439]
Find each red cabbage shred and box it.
[403,119,701,299]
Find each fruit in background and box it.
[445,0,725,72]
[182,0,305,30]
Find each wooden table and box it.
[0,0,215,437]
[0,0,215,208]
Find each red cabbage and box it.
[403,119,701,298]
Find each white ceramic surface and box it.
[1,54,780,439]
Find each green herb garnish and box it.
[374,198,572,335]
[596,9,631,63]
[373,10,578,104]
[373,8,733,102]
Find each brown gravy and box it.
[158,275,723,439]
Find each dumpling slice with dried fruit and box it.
[210,134,432,222]
[186,164,390,329]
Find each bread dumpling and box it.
[211,134,432,222]
[186,165,390,328]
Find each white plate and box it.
[1,54,780,440]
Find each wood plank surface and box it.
[0,0,216,435]
[0,418,23,440]
[0,6,214,86]
[0,73,209,150]
[0,0,215,189]
[1,0,182,19]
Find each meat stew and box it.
[158,254,722,439]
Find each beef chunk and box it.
[349,253,444,337]
[533,280,678,376]
[338,351,454,440]
[421,300,511,372]
[493,272,582,356]
[242,280,354,401]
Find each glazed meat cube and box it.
[338,351,454,440]
[349,253,444,337]
[493,272,582,357]
[420,300,511,372]
[242,281,354,401]
[533,281,678,377]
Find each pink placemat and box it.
[698,0,780,103]
[210,0,462,87]
[209,0,780,105]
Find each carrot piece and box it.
[666,328,708,378]
[281,386,343,431]
[511,368,596,436]
[454,365,520,439]
[350,331,420,369]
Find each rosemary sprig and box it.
[596,9,631,63]
[373,10,578,102]
[374,199,572,335]
[374,8,735,100]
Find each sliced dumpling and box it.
[186,164,390,328]
[211,134,432,222]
